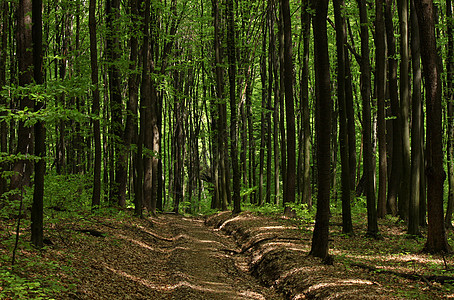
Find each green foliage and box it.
[0,268,55,300]
[286,202,315,223]
[242,202,282,215]
[44,174,92,211]
[0,230,73,299]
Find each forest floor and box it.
[1,209,454,299]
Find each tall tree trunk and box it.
[126,0,140,214]
[173,84,184,214]
[10,0,33,195]
[280,0,296,216]
[259,27,267,206]
[385,0,401,216]
[278,8,287,206]
[334,0,353,234]
[137,0,151,214]
[376,0,388,218]
[0,0,8,198]
[310,0,331,261]
[211,0,228,210]
[415,0,452,253]
[89,0,102,209]
[358,0,379,237]
[398,0,411,221]
[408,0,422,235]
[31,0,45,248]
[226,0,241,214]
[266,4,273,204]
[106,0,125,207]
[300,0,311,208]
[445,0,454,228]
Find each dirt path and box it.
[59,213,283,299]
[159,214,282,299]
[36,211,452,299]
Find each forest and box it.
[2,0,454,298]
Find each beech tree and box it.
[280,0,296,217]
[415,0,452,253]
[310,0,331,261]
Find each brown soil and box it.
[3,210,454,299]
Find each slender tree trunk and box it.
[10,0,33,195]
[126,0,140,214]
[310,0,331,261]
[89,0,102,208]
[408,0,422,235]
[334,0,353,234]
[106,0,125,207]
[300,0,311,208]
[398,0,411,221]
[266,4,273,204]
[226,0,241,214]
[173,86,184,214]
[280,0,296,216]
[376,0,388,218]
[278,9,287,206]
[345,20,357,192]
[445,0,454,228]
[415,0,452,253]
[31,0,45,248]
[259,33,267,206]
[247,75,256,205]
[0,0,8,198]
[385,0,401,216]
[137,0,151,214]
[358,0,379,237]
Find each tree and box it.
[385,0,401,216]
[357,0,379,237]
[415,0,452,253]
[333,0,353,234]
[280,0,296,217]
[299,0,312,208]
[398,0,411,221]
[445,0,454,229]
[310,0,331,261]
[0,0,8,198]
[408,0,422,236]
[31,0,45,248]
[376,0,388,218]
[10,0,34,196]
[89,0,102,209]
[226,0,241,214]
[105,0,125,207]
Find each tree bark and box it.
[280,0,296,216]
[310,0,331,260]
[445,0,454,229]
[415,0,452,253]
[89,0,102,209]
[385,0,401,216]
[398,0,411,221]
[357,0,379,237]
[408,0,422,235]
[0,0,8,198]
[10,0,33,195]
[376,0,388,218]
[300,0,312,208]
[226,0,241,214]
[106,0,125,207]
[334,0,353,234]
[31,0,45,248]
